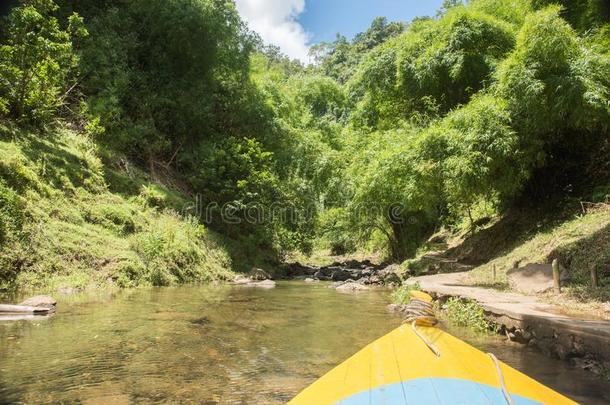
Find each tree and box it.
[0,0,86,124]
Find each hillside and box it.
[0,122,234,291]
[402,206,610,315]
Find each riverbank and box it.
[405,272,610,378]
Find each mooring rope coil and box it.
[403,294,441,357]
[403,291,514,405]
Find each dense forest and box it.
[0,0,609,289]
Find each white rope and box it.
[403,298,441,357]
[411,321,441,357]
[488,353,515,405]
[403,293,513,404]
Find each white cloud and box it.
[235,0,311,63]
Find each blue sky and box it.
[235,0,444,62]
[299,0,445,43]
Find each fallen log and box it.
[0,304,51,314]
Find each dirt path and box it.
[407,272,610,371]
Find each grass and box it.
[466,210,610,307]
[442,297,498,334]
[0,122,235,292]
[391,282,422,305]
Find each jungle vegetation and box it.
[0,0,609,288]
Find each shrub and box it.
[391,283,422,305]
[443,297,496,333]
[130,212,231,286]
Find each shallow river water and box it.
[0,282,608,404]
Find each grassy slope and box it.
[0,122,234,292]
[465,209,610,314]
[397,206,610,316]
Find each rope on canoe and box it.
[403,293,441,357]
[403,291,514,405]
[488,353,515,405]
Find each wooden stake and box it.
[591,266,599,288]
[552,259,561,294]
[492,264,496,282]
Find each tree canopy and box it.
[1,0,609,262]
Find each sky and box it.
[235,0,445,63]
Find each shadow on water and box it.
[0,282,607,404]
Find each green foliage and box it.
[130,213,231,286]
[0,126,234,290]
[2,0,610,288]
[436,94,527,219]
[391,283,422,305]
[532,0,610,30]
[444,297,496,333]
[0,0,86,124]
[310,17,406,84]
[349,6,516,129]
[328,1,610,261]
[0,182,23,243]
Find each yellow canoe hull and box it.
[289,324,576,404]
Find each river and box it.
[0,282,607,404]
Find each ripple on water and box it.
[0,282,608,404]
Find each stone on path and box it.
[507,263,569,294]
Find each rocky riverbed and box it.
[231,261,403,290]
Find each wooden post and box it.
[591,266,599,288]
[492,264,496,282]
[552,259,561,294]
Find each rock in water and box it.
[507,263,570,294]
[330,268,352,282]
[247,280,276,289]
[336,282,370,293]
[231,277,276,289]
[249,267,272,280]
[232,275,251,285]
[19,296,57,311]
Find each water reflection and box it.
[0,282,607,404]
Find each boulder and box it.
[304,278,318,283]
[249,267,272,280]
[249,280,276,289]
[233,278,276,288]
[281,262,318,277]
[314,269,332,281]
[330,268,352,282]
[336,282,370,293]
[507,263,570,294]
[378,264,402,285]
[19,295,56,309]
[364,275,382,285]
[232,275,252,285]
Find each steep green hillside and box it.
[0,122,233,290]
